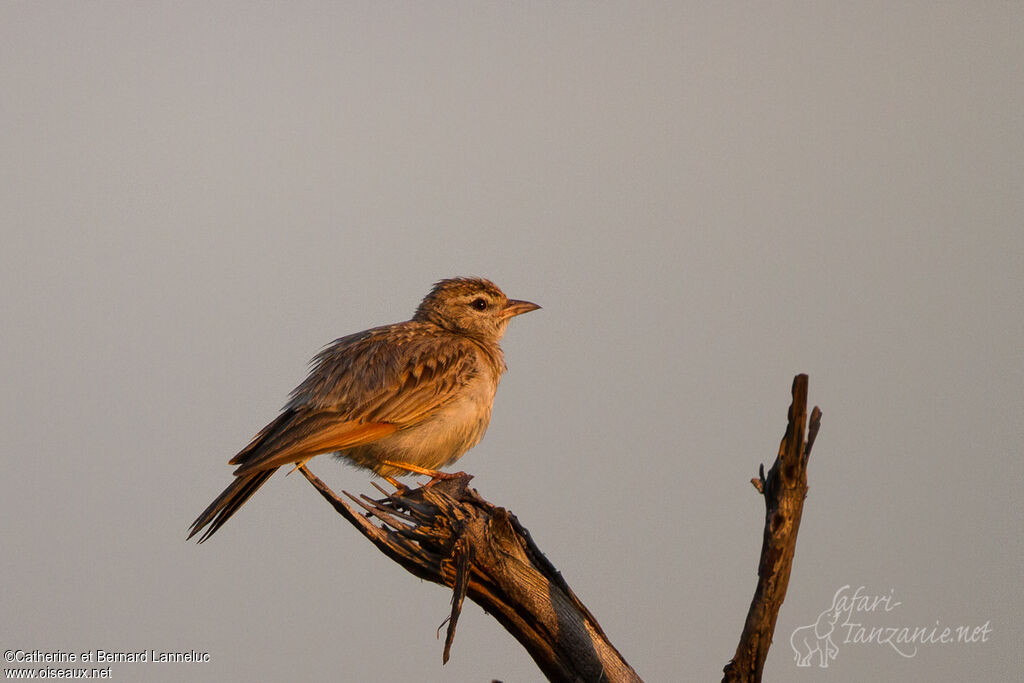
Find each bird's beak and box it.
[500,299,541,320]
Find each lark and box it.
[189,277,539,542]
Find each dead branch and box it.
[297,374,820,682]
[297,465,641,683]
[722,374,822,682]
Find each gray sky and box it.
[2,2,1021,681]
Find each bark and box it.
[722,374,822,682]
[297,467,640,683]
[298,374,821,682]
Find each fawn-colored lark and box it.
[189,276,539,542]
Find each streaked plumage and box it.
[189,277,539,542]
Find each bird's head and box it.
[413,277,540,341]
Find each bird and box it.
[188,276,540,543]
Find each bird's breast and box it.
[341,361,501,477]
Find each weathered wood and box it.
[297,374,820,682]
[722,374,822,683]
[298,465,641,683]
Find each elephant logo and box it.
[790,596,843,667]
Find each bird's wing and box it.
[228,410,398,475]
[287,322,482,423]
[228,323,481,475]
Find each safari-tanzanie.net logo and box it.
[789,585,992,668]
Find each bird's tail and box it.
[188,469,276,543]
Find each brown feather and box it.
[187,469,275,543]
[231,415,397,476]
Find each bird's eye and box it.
[470,298,487,311]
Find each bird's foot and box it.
[421,470,465,487]
[378,459,467,488]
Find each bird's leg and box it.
[378,459,462,487]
